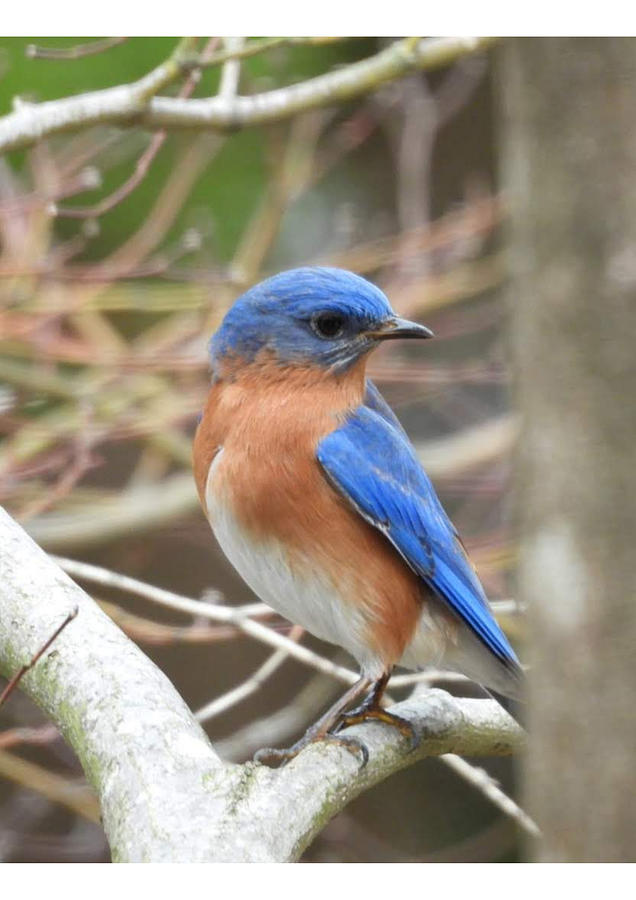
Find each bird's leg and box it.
[254,675,373,767]
[333,669,418,750]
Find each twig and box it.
[0,723,59,750]
[183,36,347,71]
[0,607,78,708]
[441,753,540,839]
[54,131,167,220]
[97,598,269,645]
[0,750,100,823]
[215,671,340,759]
[56,37,221,220]
[26,38,128,60]
[50,555,359,684]
[17,428,97,522]
[52,559,515,693]
[94,133,221,276]
[218,37,244,101]
[195,625,304,723]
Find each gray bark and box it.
[0,506,522,862]
[500,37,636,861]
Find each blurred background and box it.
[0,37,525,862]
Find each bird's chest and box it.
[205,440,377,669]
[201,381,339,549]
[196,379,378,666]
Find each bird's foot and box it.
[334,702,419,751]
[253,673,406,769]
[254,729,369,768]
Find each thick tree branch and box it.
[0,38,496,156]
[0,506,522,861]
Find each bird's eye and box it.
[311,312,346,339]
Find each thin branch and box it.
[97,599,266,645]
[195,625,304,723]
[215,671,340,760]
[17,429,97,522]
[441,753,540,839]
[52,554,359,685]
[183,36,347,71]
[0,607,77,707]
[53,554,247,615]
[26,38,128,60]
[218,37,245,101]
[0,750,100,823]
[0,38,497,156]
[0,723,59,750]
[54,131,166,219]
[56,37,221,220]
[53,556,518,696]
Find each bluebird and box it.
[194,267,523,764]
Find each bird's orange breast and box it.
[193,354,425,669]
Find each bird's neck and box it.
[220,349,366,399]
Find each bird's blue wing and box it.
[317,404,520,670]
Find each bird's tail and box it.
[486,688,525,728]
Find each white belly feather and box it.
[205,450,386,678]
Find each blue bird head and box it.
[210,267,433,376]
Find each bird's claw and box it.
[254,731,369,769]
[335,705,419,751]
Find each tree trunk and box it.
[500,37,636,861]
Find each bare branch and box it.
[0,723,59,750]
[56,38,221,220]
[195,625,304,723]
[26,38,128,60]
[0,38,497,156]
[52,554,360,685]
[0,606,77,707]
[182,36,348,71]
[52,556,518,693]
[0,750,100,823]
[441,754,540,838]
[218,37,245,101]
[0,506,522,861]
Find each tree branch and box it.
[26,38,128,60]
[0,38,496,156]
[0,506,522,861]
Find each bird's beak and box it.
[365,316,434,341]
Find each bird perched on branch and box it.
[194,267,523,764]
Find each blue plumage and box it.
[210,267,395,374]
[317,402,521,674]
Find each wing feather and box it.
[317,399,520,673]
